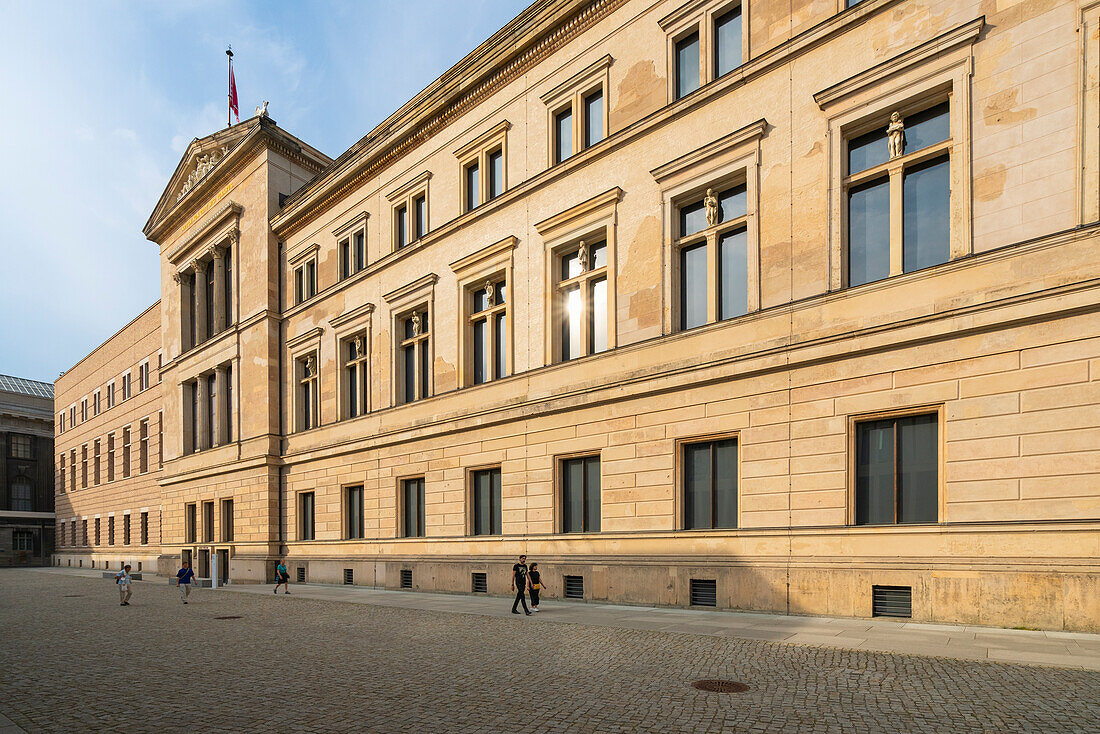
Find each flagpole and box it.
[226,46,234,128]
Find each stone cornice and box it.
[650,119,768,182]
[535,187,622,237]
[449,236,518,276]
[270,0,629,240]
[330,302,376,329]
[286,326,324,351]
[166,201,242,265]
[383,273,439,304]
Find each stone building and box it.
[54,0,1100,631]
[1,375,54,566]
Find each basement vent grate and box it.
[563,575,584,599]
[296,567,306,583]
[400,569,413,589]
[471,572,487,593]
[872,585,912,618]
[343,568,354,585]
[690,579,717,607]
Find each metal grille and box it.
[471,572,487,593]
[563,575,584,599]
[690,579,717,607]
[296,567,306,583]
[400,569,413,589]
[343,568,354,585]
[872,585,912,618]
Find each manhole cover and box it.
[692,679,749,693]
[213,616,243,620]
[63,595,83,598]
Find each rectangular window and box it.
[70,449,75,490]
[294,261,317,304]
[82,519,88,546]
[402,478,426,538]
[354,231,366,272]
[561,455,601,533]
[108,516,114,546]
[202,500,214,543]
[12,530,34,552]
[683,438,738,529]
[557,240,608,361]
[675,32,700,99]
[583,89,603,148]
[395,204,408,248]
[139,362,149,391]
[299,492,316,541]
[93,391,100,416]
[855,413,938,525]
[185,503,197,544]
[107,434,115,482]
[487,150,504,200]
[123,514,131,545]
[59,454,65,493]
[106,383,114,409]
[224,246,233,326]
[398,310,430,404]
[340,238,351,279]
[81,444,88,488]
[158,411,164,467]
[205,260,215,338]
[471,468,501,536]
[205,374,216,449]
[465,162,480,212]
[845,102,951,286]
[220,499,234,542]
[10,480,33,512]
[458,123,507,212]
[93,440,101,486]
[94,517,101,546]
[470,279,507,385]
[343,336,369,419]
[298,355,318,431]
[140,512,149,545]
[224,369,232,443]
[413,196,427,240]
[122,372,131,400]
[10,434,32,459]
[676,183,749,330]
[714,5,742,77]
[554,107,573,165]
[139,419,149,473]
[122,427,131,478]
[81,398,87,421]
[346,485,364,539]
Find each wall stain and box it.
[974,164,1008,202]
[610,60,664,132]
[983,88,1036,126]
[618,214,662,332]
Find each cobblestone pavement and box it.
[1,569,1098,734]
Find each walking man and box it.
[176,560,196,604]
[511,554,531,615]
[115,564,133,606]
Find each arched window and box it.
[10,478,33,512]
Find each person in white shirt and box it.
[115,564,133,606]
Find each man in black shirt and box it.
[511,554,531,615]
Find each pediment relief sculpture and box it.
[177,145,230,202]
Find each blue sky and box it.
[0,0,529,383]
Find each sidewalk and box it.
[222,578,1100,671]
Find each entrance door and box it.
[217,549,230,583]
[197,548,210,578]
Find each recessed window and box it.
[299,492,316,541]
[9,478,33,512]
[202,501,214,543]
[294,260,317,304]
[556,240,609,361]
[487,150,504,200]
[346,485,364,540]
[108,516,115,546]
[714,5,742,77]
[846,102,951,287]
[139,419,149,474]
[122,427,131,477]
[402,477,426,538]
[93,390,101,416]
[340,229,367,279]
[94,517,101,545]
[140,512,149,545]
[561,455,600,533]
[676,183,749,331]
[297,354,319,431]
[471,468,501,536]
[122,372,131,401]
[457,122,508,212]
[584,90,604,148]
[12,530,33,552]
[683,437,738,530]
[93,440,101,486]
[395,204,409,249]
[106,434,115,481]
[59,454,66,493]
[470,279,508,385]
[81,444,88,488]
[675,32,700,99]
[343,335,369,419]
[106,382,115,409]
[542,56,610,166]
[221,499,234,542]
[554,107,573,165]
[397,310,430,404]
[9,434,32,459]
[123,514,131,545]
[465,162,480,212]
[855,413,939,525]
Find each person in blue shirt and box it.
[176,561,196,604]
[115,564,133,606]
[274,559,290,594]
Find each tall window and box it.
[122,427,131,478]
[458,125,507,212]
[346,485,364,539]
[224,244,233,326]
[855,413,938,525]
[202,501,214,543]
[158,411,164,467]
[185,503,197,543]
[398,310,430,404]
[846,102,950,287]
[81,445,88,488]
[294,260,317,304]
[122,372,131,400]
[554,107,572,165]
[69,449,75,490]
[298,355,319,431]
[561,456,600,533]
[714,5,743,77]
[107,434,114,482]
[402,478,426,538]
[464,161,480,212]
[139,419,149,474]
[487,151,504,200]
[340,230,366,279]
[71,521,77,546]
[221,499,234,542]
[140,512,149,545]
[299,492,316,541]
[93,390,100,416]
[59,454,65,493]
[395,203,409,249]
[675,32,700,99]
[139,362,150,391]
[552,88,604,165]
[106,382,114,409]
[93,440,101,486]
[9,434,32,459]
[81,398,87,422]
[205,374,216,449]
[471,468,501,536]
[94,517,101,545]
[124,514,131,545]
[343,335,369,419]
[81,519,88,546]
[556,240,608,361]
[10,478,32,512]
[205,259,215,338]
[470,279,507,385]
[677,183,749,330]
[584,90,604,149]
[683,438,738,529]
[108,516,115,546]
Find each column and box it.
[211,247,226,335]
[193,259,209,344]
[214,365,229,446]
[196,376,210,451]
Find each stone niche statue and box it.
[703,188,719,227]
[411,312,422,337]
[887,111,905,159]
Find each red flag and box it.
[229,61,239,123]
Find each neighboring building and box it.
[1,374,54,565]
[55,0,1100,631]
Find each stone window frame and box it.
[652,119,765,335]
[455,120,510,213]
[138,359,150,392]
[93,389,101,417]
[386,172,431,252]
[659,0,750,104]
[383,274,437,407]
[289,244,320,306]
[465,463,503,537]
[105,381,115,410]
[536,188,622,366]
[554,449,604,535]
[541,55,612,168]
[330,303,375,421]
[297,490,317,541]
[845,404,946,527]
[287,328,323,433]
[815,18,980,292]
[343,482,366,540]
[334,212,369,281]
[1079,0,1100,225]
[449,236,517,388]
[396,474,427,539]
[674,430,742,531]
